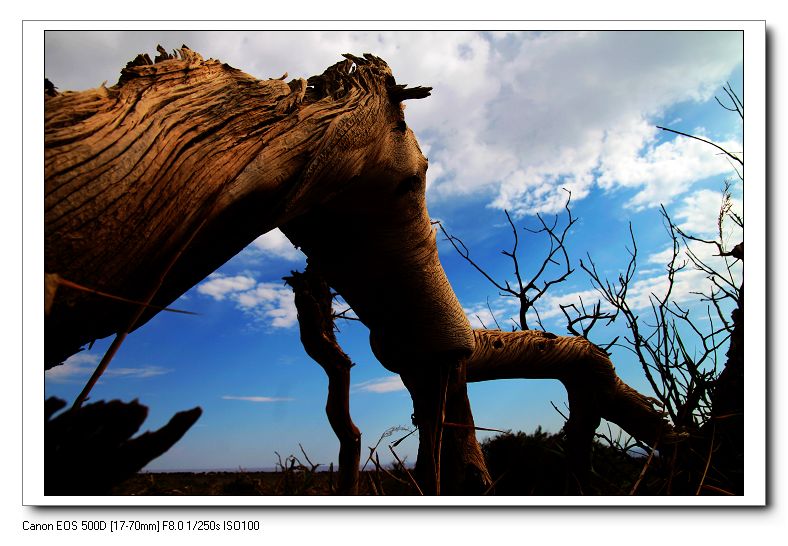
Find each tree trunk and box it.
[284,268,361,495]
[440,360,493,495]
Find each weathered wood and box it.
[466,330,684,466]
[284,267,361,495]
[45,47,424,369]
[45,47,480,496]
[45,46,312,366]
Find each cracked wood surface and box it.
[44,48,413,368]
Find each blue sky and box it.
[43,30,744,471]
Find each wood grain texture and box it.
[44,48,418,368]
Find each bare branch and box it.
[656,126,742,167]
[486,297,502,330]
[438,221,513,296]
[441,189,576,332]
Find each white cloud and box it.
[45,353,172,383]
[235,282,298,328]
[624,268,709,311]
[45,353,99,382]
[673,187,743,239]
[463,298,520,330]
[533,288,610,322]
[352,375,406,394]
[597,128,742,210]
[418,31,742,215]
[105,366,171,379]
[197,274,298,329]
[551,240,741,325]
[222,395,295,403]
[246,229,305,262]
[464,287,605,331]
[462,232,742,332]
[46,31,742,219]
[646,235,742,294]
[196,274,256,300]
[536,238,742,328]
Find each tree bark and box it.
[439,360,493,494]
[284,268,361,495]
[465,329,684,476]
[44,47,364,368]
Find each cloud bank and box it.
[45,30,743,218]
[197,273,298,329]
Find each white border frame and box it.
[23,20,766,507]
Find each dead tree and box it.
[46,46,484,495]
[440,189,576,331]
[284,266,361,495]
[576,86,744,494]
[292,262,681,493]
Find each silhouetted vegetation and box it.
[481,428,652,495]
[444,83,744,495]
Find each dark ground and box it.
[111,469,418,496]
[109,430,650,496]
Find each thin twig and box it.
[629,436,661,495]
[366,472,379,495]
[361,426,412,471]
[701,484,735,496]
[486,296,501,330]
[379,462,411,487]
[695,422,716,496]
[657,126,742,166]
[388,444,423,495]
[299,443,320,472]
[373,453,386,495]
[550,401,569,422]
[390,427,418,448]
[54,276,198,315]
[443,422,508,434]
[482,470,509,496]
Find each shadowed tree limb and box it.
[465,329,685,472]
[293,265,491,495]
[284,265,361,495]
